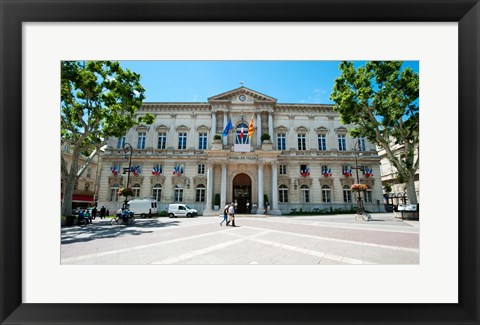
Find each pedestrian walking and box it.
[227,203,236,227]
[100,206,106,219]
[92,206,97,220]
[220,204,229,226]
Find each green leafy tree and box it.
[61,61,154,216]
[330,61,419,204]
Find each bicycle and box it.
[110,213,135,225]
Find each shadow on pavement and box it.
[61,219,180,245]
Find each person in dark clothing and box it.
[92,206,97,220]
[100,206,106,219]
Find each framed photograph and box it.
[1,0,479,324]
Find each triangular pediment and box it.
[208,86,277,103]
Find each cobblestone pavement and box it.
[61,213,419,265]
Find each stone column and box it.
[220,161,227,208]
[257,112,262,147]
[270,161,281,215]
[168,113,177,149]
[223,111,228,146]
[204,161,214,215]
[289,114,296,150]
[268,111,274,143]
[257,161,265,214]
[211,111,217,143]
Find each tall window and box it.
[357,137,366,151]
[338,135,346,151]
[198,164,205,175]
[279,185,289,203]
[196,184,206,202]
[85,183,90,191]
[322,185,331,203]
[235,122,250,144]
[132,183,141,197]
[157,133,166,149]
[152,184,162,201]
[178,132,187,149]
[365,190,373,203]
[198,132,207,150]
[300,184,310,203]
[318,134,327,151]
[110,183,120,201]
[343,185,352,203]
[137,132,146,149]
[174,185,184,202]
[117,136,125,149]
[277,133,286,150]
[86,168,92,178]
[298,134,307,150]
[279,164,287,175]
[321,165,329,175]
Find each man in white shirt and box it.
[227,203,236,227]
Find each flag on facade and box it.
[240,116,244,139]
[110,165,118,176]
[172,166,178,175]
[222,119,232,136]
[248,115,254,138]
[152,165,160,176]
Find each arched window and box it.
[132,183,141,197]
[110,183,120,201]
[174,185,184,202]
[84,183,90,192]
[279,184,289,203]
[300,184,310,203]
[343,185,352,203]
[152,184,162,201]
[235,121,250,144]
[322,185,331,203]
[196,184,206,202]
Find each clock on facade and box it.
[239,95,246,102]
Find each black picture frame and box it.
[1,1,478,324]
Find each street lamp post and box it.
[352,139,364,215]
[123,142,133,209]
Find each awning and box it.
[72,195,94,203]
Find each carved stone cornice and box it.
[108,176,124,186]
[296,177,313,187]
[278,176,291,187]
[193,176,207,186]
[319,177,334,187]
[172,175,188,186]
[150,175,166,185]
[129,176,144,185]
[340,178,354,186]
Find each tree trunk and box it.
[62,147,81,217]
[406,173,418,205]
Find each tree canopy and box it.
[330,61,419,204]
[61,61,154,216]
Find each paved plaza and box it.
[61,213,419,265]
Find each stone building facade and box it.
[61,142,100,210]
[97,87,384,215]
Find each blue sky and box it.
[119,61,419,104]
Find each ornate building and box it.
[61,142,101,210]
[97,87,384,215]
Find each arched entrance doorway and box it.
[232,173,252,213]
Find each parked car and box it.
[167,204,198,218]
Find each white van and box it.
[167,204,198,218]
[127,199,158,218]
